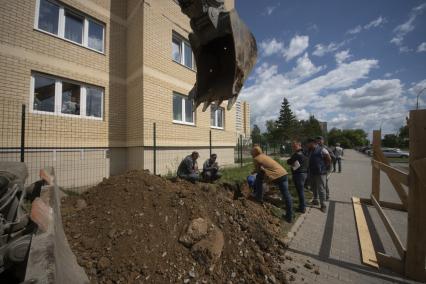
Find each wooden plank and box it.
[352,196,379,268]
[405,110,426,282]
[377,252,404,275]
[372,160,409,187]
[371,135,408,209]
[371,194,406,259]
[359,198,406,212]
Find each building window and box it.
[33,75,56,112]
[37,0,60,35]
[86,87,103,118]
[172,32,194,69]
[35,0,105,53]
[31,73,104,119]
[211,105,224,129]
[173,93,194,125]
[64,11,84,44]
[61,81,81,115]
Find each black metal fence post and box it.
[153,122,157,175]
[209,130,212,157]
[240,134,243,168]
[20,104,26,162]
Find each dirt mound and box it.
[61,170,293,283]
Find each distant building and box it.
[319,121,328,136]
[236,100,251,140]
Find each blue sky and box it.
[236,0,426,135]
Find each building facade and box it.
[0,0,237,188]
[235,100,251,140]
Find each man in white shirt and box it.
[334,143,344,173]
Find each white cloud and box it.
[347,25,362,35]
[391,3,426,51]
[364,16,387,29]
[259,38,285,56]
[283,35,309,61]
[384,72,393,78]
[335,50,352,65]
[346,16,387,35]
[339,79,402,108]
[313,41,344,57]
[264,4,280,16]
[286,53,325,80]
[417,42,426,52]
[241,58,379,129]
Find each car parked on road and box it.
[382,148,409,158]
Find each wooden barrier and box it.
[352,109,426,282]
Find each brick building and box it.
[0,0,239,188]
[235,100,251,140]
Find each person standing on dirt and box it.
[316,136,334,201]
[251,146,293,223]
[202,153,222,182]
[333,143,344,173]
[308,138,331,212]
[287,141,308,213]
[177,151,200,183]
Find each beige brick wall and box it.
[140,0,237,149]
[0,0,127,148]
[0,0,239,186]
[144,146,234,176]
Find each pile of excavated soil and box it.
[61,170,296,283]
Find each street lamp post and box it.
[416,87,426,110]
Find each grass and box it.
[388,157,409,163]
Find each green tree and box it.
[251,124,262,145]
[398,125,409,148]
[276,98,298,142]
[299,115,322,141]
[327,128,368,148]
[382,134,399,148]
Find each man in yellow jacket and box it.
[252,146,293,222]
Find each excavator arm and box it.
[177,0,257,111]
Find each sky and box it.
[235,0,426,135]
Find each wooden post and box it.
[372,130,381,201]
[405,110,426,281]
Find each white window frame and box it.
[172,32,195,70]
[211,105,225,129]
[172,93,195,126]
[30,72,104,120]
[34,0,105,54]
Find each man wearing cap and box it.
[251,145,293,222]
[202,153,222,182]
[307,138,331,212]
[333,143,344,173]
[177,151,200,183]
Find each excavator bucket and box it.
[178,0,257,111]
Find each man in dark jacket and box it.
[308,138,331,212]
[287,141,308,213]
[316,136,334,200]
[177,151,200,183]
[202,154,222,182]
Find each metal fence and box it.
[0,100,248,191]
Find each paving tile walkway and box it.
[284,150,420,284]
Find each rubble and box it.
[61,170,293,283]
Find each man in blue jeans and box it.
[251,146,293,222]
[307,138,331,212]
[287,141,308,213]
